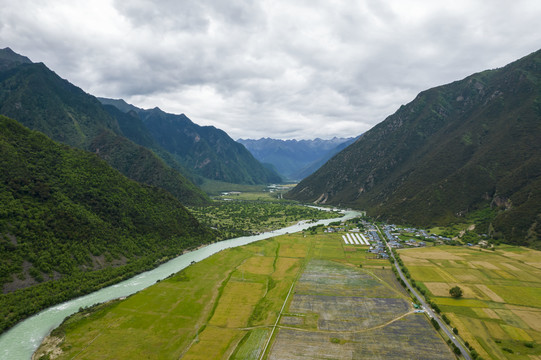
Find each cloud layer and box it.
[2,0,541,139]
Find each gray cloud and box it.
[2,0,541,139]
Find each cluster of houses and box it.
[383,225,456,246]
[394,226,452,242]
[365,224,389,259]
[324,220,481,259]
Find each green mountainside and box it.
[101,103,204,186]
[139,108,283,184]
[0,50,208,205]
[287,49,541,248]
[0,116,216,332]
[99,98,282,185]
[0,47,31,71]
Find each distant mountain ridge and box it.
[287,49,541,248]
[237,137,356,181]
[99,98,283,185]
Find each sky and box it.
[1,1,541,140]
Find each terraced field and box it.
[34,229,454,360]
[400,245,541,359]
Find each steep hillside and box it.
[0,49,208,205]
[99,99,282,185]
[0,116,216,332]
[100,103,205,186]
[287,49,541,247]
[0,47,31,71]
[292,137,359,180]
[237,137,355,181]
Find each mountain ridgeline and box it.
[0,47,281,207]
[0,48,208,205]
[237,137,356,181]
[287,49,541,248]
[99,98,282,185]
[0,116,216,332]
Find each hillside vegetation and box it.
[0,116,216,333]
[287,49,541,248]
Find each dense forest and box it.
[0,116,216,333]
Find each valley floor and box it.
[34,227,454,359]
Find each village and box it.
[322,220,461,259]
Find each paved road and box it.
[376,225,472,360]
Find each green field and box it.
[400,245,541,359]
[34,229,453,360]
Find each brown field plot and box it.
[267,258,454,360]
[400,245,541,360]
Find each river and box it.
[0,210,360,359]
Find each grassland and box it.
[34,228,453,360]
[400,245,541,359]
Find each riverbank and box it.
[32,217,453,360]
[1,210,360,359]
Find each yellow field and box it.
[209,281,266,328]
[238,255,275,275]
[183,327,241,360]
[400,245,541,359]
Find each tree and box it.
[449,286,463,298]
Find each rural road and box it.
[377,225,472,360]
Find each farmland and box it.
[400,245,541,359]
[267,259,453,359]
[34,227,454,360]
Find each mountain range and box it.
[238,137,356,181]
[287,49,541,248]
[99,98,282,185]
[0,48,280,205]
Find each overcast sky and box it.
[2,0,541,140]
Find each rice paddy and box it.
[400,245,541,359]
[35,228,453,360]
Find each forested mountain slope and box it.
[0,48,208,205]
[287,49,541,248]
[99,98,282,185]
[0,116,216,332]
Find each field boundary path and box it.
[276,310,416,334]
[259,254,306,360]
